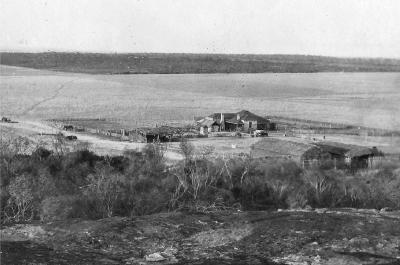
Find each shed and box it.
[304,142,382,169]
[252,139,382,170]
[345,148,375,169]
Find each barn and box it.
[137,126,183,143]
[251,138,382,170]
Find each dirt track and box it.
[0,119,262,160]
[20,79,81,116]
[0,120,183,161]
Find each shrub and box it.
[179,138,195,161]
[355,167,400,209]
[126,187,170,216]
[83,168,127,218]
[32,147,52,161]
[2,135,400,224]
[302,169,343,208]
[5,174,36,222]
[40,195,86,221]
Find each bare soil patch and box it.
[2,209,400,264]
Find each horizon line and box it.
[1,49,400,61]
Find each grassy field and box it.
[1,65,399,131]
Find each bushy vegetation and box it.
[1,136,400,224]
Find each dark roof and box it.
[225,117,244,124]
[314,143,349,156]
[252,139,380,160]
[315,142,377,158]
[236,110,269,123]
[208,110,269,124]
[208,113,236,121]
[251,138,314,160]
[345,148,374,158]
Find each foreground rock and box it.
[1,208,400,264]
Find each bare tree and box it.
[84,166,125,218]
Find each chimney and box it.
[237,113,240,120]
[220,113,225,131]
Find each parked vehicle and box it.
[253,130,268,137]
[1,117,11,123]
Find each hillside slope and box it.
[1,52,400,74]
[2,209,400,264]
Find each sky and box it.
[1,0,400,58]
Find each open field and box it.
[2,64,400,265]
[1,65,400,131]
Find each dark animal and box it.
[63,125,74,131]
[65,135,78,141]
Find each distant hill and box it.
[1,52,400,74]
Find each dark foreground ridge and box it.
[2,209,400,265]
[1,52,400,74]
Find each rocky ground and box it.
[1,208,400,265]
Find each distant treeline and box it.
[1,52,400,74]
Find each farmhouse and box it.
[196,110,271,134]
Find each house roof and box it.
[345,148,374,158]
[252,139,380,160]
[314,142,349,156]
[199,120,218,127]
[314,142,382,159]
[225,118,244,124]
[251,138,314,160]
[208,113,236,121]
[208,110,269,124]
[236,110,269,123]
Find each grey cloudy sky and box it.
[1,0,400,57]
